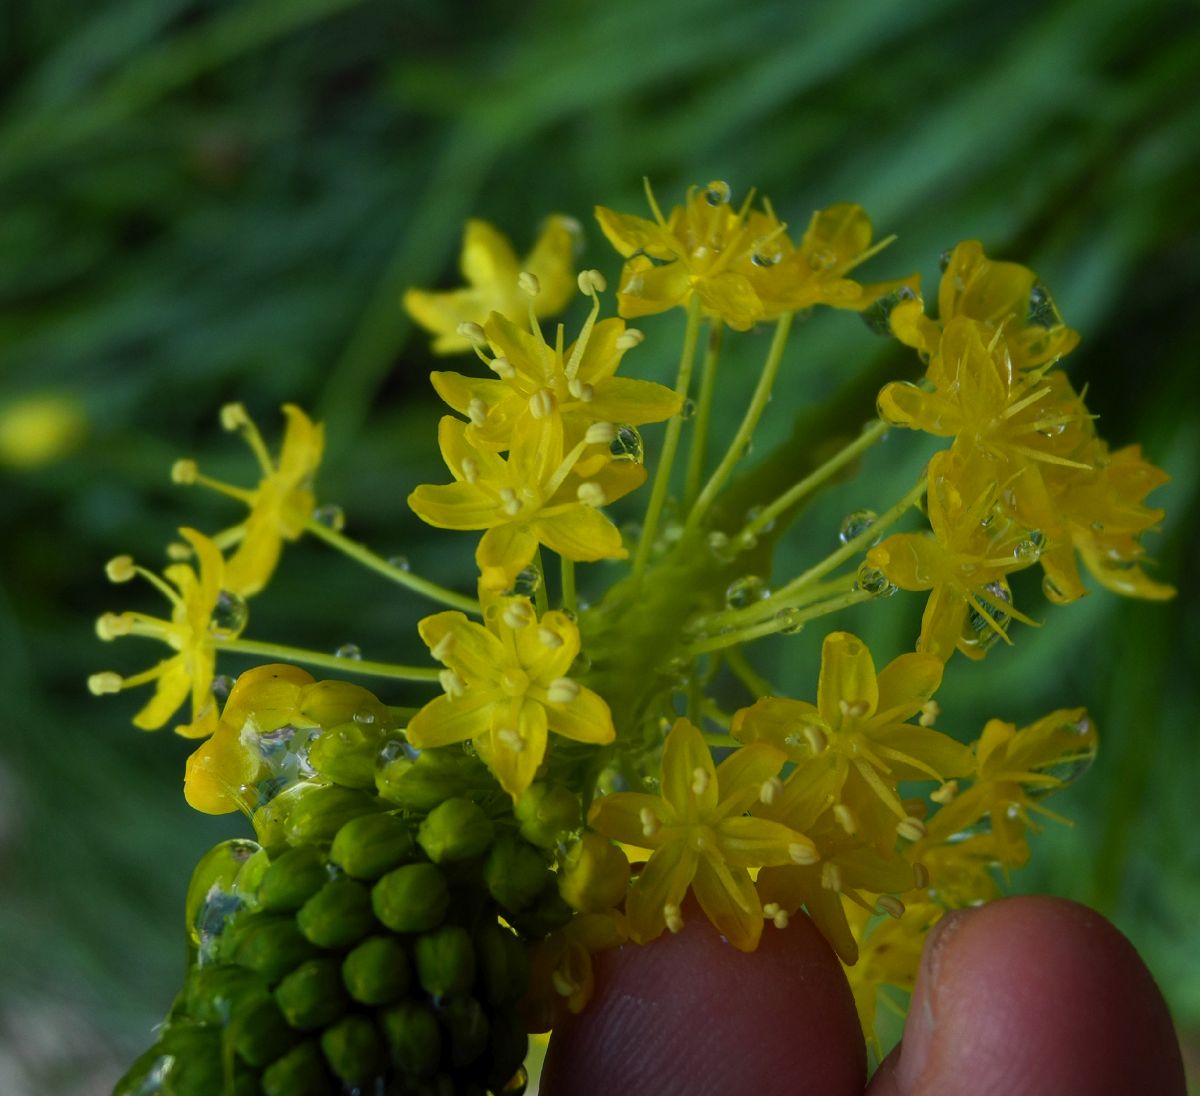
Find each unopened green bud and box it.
[372,863,449,933]
[320,1014,387,1085]
[234,846,271,900]
[274,958,349,1030]
[342,935,411,1005]
[185,964,268,1025]
[418,797,495,863]
[308,721,386,789]
[233,997,300,1067]
[297,877,377,948]
[223,913,319,982]
[483,835,549,913]
[284,784,382,845]
[506,882,574,938]
[253,783,322,855]
[440,996,489,1068]
[114,1023,226,1096]
[415,925,475,997]
[558,832,630,912]
[485,1008,530,1093]
[475,922,530,1007]
[515,783,581,847]
[257,846,328,913]
[261,1040,333,1096]
[376,748,479,811]
[330,811,416,880]
[380,1001,442,1078]
[300,679,389,729]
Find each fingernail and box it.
[895,908,969,1089]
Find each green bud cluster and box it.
[115,744,574,1095]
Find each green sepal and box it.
[415,925,475,998]
[257,845,328,913]
[320,1014,387,1085]
[261,1040,334,1096]
[273,957,349,1030]
[372,863,449,933]
[342,935,411,1005]
[296,877,377,948]
[330,811,416,880]
[418,797,495,863]
[380,1000,442,1079]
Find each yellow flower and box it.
[866,450,1043,660]
[890,240,1079,370]
[908,833,1004,909]
[521,910,628,1032]
[404,215,579,354]
[923,708,1097,869]
[408,416,631,592]
[732,631,968,853]
[172,403,324,597]
[90,528,237,738]
[588,717,815,952]
[183,664,390,814]
[595,180,792,329]
[407,598,615,798]
[429,285,680,455]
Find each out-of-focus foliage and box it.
[1,0,1197,1090]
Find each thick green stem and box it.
[685,311,794,537]
[305,519,479,614]
[214,637,441,682]
[633,297,705,581]
[682,320,725,509]
[682,587,873,656]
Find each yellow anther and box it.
[219,402,249,431]
[576,482,606,508]
[763,903,789,930]
[538,626,564,648]
[497,727,525,753]
[577,269,607,295]
[876,895,906,919]
[919,699,941,727]
[95,612,132,640]
[585,421,615,445]
[166,542,191,561]
[518,271,541,298]
[615,329,644,351]
[460,457,479,483]
[567,377,594,402]
[488,355,516,379]
[499,487,522,516]
[502,600,534,629]
[467,398,488,425]
[439,669,467,698]
[839,698,870,719]
[913,863,931,889]
[663,902,683,934]
[896,816,927,842]
[833,804,858,835]
[431,634,456,662]
[821,862,843,892]
[930,780,959,805]
[528,388,556,420]
[87,671,124,696]
[789,840,819,866]
[759,776,783,805]
[691,767,710,796]
[170,459,198,485]
[802,724,828,753]
[456,321,487,347]
[105,555,136,583]
[547,677,580,704]
[639,807,660,837]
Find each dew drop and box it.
[609,423,644,463]
[680,398,697,420]
[184,837,260,956]
[209,591,248,639]
[725,575,769,609]
[335,643,363,660]
[1042,574,1072,605]
[744,505,775,533]
[938,248,954,273]
[352,708,376,725]
[1013,530,1045,564]
[855,564,896,597]
[838,509,878,545]
[706,530,736,563]
[860,285,918,336]
[704,180,732,206]
[751,238,784,267]
[509,566,542,598]
[1026,283,1061,329]
[774,607,804,635]
[386,554,411,572]
[961,580,1011,653]
[312,503,346,531]
[210,674,235,704]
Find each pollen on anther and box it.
[499,487,522,516]
[538,626,564,649]
[503,601,534,629]
[833,804,858,835]
[518,271,541,298]
[96,612,132,640]
[170,459,198,485]
[789,840,819,866]
[919,700,941,727]
[497,728,524,753]
[578,269,607,295]
[930,780,958,805]
[876,895,906,919]
[839,698,870,719]
[896,816,927,842]
[763,903,789,930]
[585,421,615,445]
[529,388,556,420]
[460,457,479,484]
[576,482,606,507]
[663,902,683,934]
[913,863,931,889]
[88,671,124,696]
[219,402,249,431]
[166,542,191,561]
[431,633,456,662]
[691,767,710,796]
[821,862,843,892]
[802,724,828,753]
[547,677,580,704]
[457,321,487,346]
[439,669,467,699]
[488,355,516,379]
[467,398,488,426]
[567,377,594,402]
[615,329,644,351]
[105,555,136,583]
[759,776,783,805]
[639,807,660,837]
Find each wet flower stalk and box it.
[94,182,1172,1092]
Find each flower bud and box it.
[274,957,348,1030]
[232,997,299,1068]
[261,1040,333,1096]
[415,925,475,998]
[486,1009,529,1093]
[506,883,575,938]
[184,964,268,1027]
[113,1023,225,1096]
[483,835,549,913]
[440,996,489,1067]
[283,784,382,845]
[376,748,479,811]
[296,878,376,949]
[256,846,328,913]
[514,783,581,848]
[418,797,495,863]
[371,863,449,933]
[299,679,389,729]
[329,811,416,880]
[320,1014,387,1085]
[474,922,530,1007]
[558,832,630,913]
[342,935,411,1005]
[308,721,386,789]
[380,1001,441,1079]
[223,913,319,982]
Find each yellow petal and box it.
[409,481,498,531]
[544,686,614,746]
[530,506,626,563]
[713,742,786,817]
[477,523,540,591]
[692,855,762,952]
[523,214,579,317]
[716,815,808,869]
[429,371,510,418]
[183,724,259,814]
[867,534,943,591]
[594,207,674,260]
[224,524,283,598]
[615,258,691,319]
[132,658,190,730]
[875,652,943,723]
[277,404,324,483]
[418,611,505,682]
[871,725,973,780]
[588,791,673,850]
[626,840,697,945]
[406,692,494,748]
[402,287,487,354]
[460,219,519,289]
[917,585,968,662]
[585,377,683,426]
[478,699,549,799]
[817,632,878,725]
[661,718,717,817]
[515,608,579,682]
[696,272,761,330]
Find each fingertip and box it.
[541,905,865,1096]
[871,896,1187,1096]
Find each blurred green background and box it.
[1,0,1197,1090]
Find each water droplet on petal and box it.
[725,575,768,609]
[704,180,732,206]
[312,503,345,531]
[210,674,235,704]
[1013,530,1045,564]
[209,591,248,639]
[855,564,896,597]
[938,248,954,273]
[680,398,696,420]
[352,708,376,725]
[838,509,878,545]
[774,607,804,635]
[860,285,918,336]
[509,566,542,598]
[1027,283,1061,329]
[335,643,362,660]
[386,554,411,572]
[961,580,1012,653]
[609,424,644,463]
[1042,573,1072,605]
[751,237,784,267]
